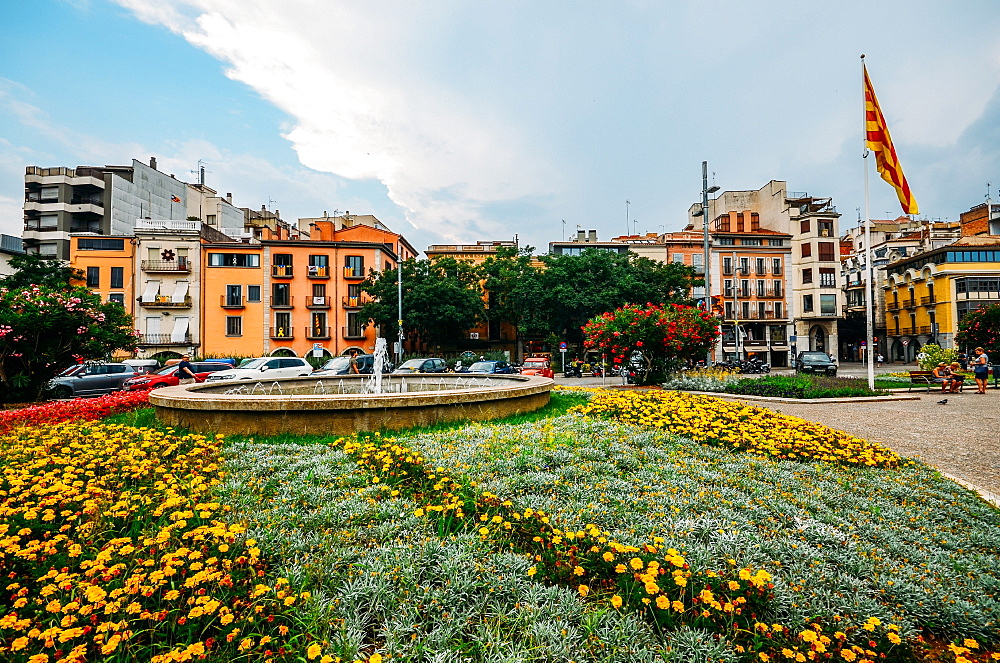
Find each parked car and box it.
[122,358,161,374]
[392,358,448,374]
[518,357,554,379]
[121,362,234,391]
[794,351,838,376]
[314,354,393,376]
[204,356,314,382]
[466,360,516,375]
[49,363,143,398]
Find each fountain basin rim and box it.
[148,374,554,413]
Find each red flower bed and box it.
[0,390,150,433]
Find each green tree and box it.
[956,303,1000,359]
[0,253,82,290]
[0,284,138,402]
[479,245,541,360]
[582,303,719,385]
[527,249,700,347]
[361,256,485,352]
[915,343,958,371]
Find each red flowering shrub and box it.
[0,389,149,433]
[582,304,719,385]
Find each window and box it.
[348,283,361,299]
[756,258,766,275]
[758,301,766,318]
[672,253,685,264]
[801,242,812,258]
[308,254,329,277]
[345,255,364,276]
[742,238,761,246]
[818,242,836,262]
[226,285,242,307]
[774,302,783,318]
[691,253,703,267]
[273,253,293,267]
[206,214,217,225]
[773,281,783,297]
[770,324,786,342]
[819,268,836,287]
[78,238,125,251]
[818,221,834,237]
[347,312,365,337]
[313,283,327,298]
[226,316,242,336]
[716,237,735,246]
[311,312,328,336]
[86,266,99,287]
[756,280,766,297]
[803,294,814,312]
[272,283,291,306]
[800,219,810,234]
[802,268,813,284]
[740,279,750,298]
[108,293,125,305]
[274,312,291,336]
[820,294,837,315]
[209,253,260,267]
[247,285,261,302]
[772,257,782,275]
[768,239,784,247]
[725,302,734,319]
[724,279,733,297]
[110,267,123,289]
[723,257,733,275]
[739,257,749,274]
[741,302,750,319]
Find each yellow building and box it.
[883,236,1000,362]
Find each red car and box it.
[518,357,554,379]
[121,362,233,391]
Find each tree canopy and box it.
[361,256,485,351]
[0,253,83,290]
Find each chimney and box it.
[149,157,157,170]
[576,229,585,242]
[588,229,597,242]
[226,193,232,204]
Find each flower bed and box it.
[0,418,324,663]
[722,375,888,399]
[570,389,903,467]
[0,390,150,433]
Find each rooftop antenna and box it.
[561,219,565,241]
[190,159,210,186]
[268,197,277,212]
[625,199,631,236]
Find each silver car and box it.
[49,363,142,398]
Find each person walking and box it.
[876,353,884,368]
[971,347,990,394]
[348,349,361,374]
[176,354,197,385]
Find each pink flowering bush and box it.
[0,284,137,402]
[582,303,719,385]
[956,303,1000,359]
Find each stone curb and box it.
[677,391,922,404]
[942,473,1000,510]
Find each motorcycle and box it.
[564,363,583,378]
[591,364,604,377]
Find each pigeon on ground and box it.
[937,398,948,405]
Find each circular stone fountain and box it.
[149,339,552,436]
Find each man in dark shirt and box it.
[177,354,197,385]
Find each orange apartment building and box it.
[69,215,418,361]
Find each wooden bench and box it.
[907,371,935,392]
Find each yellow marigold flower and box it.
[307,643,322,659]
[841,650,857,662]
[672,600,685,612]
[610,595,623,608]
[27,655,49,663]
[887,633,901,645]
[527,566,537,577]
[760,655,770,662]
[655,595,670,609]
[11,637,28,651]
[800,630,818,643]
[629,557,644,570]
[573,566,585,576]
[603,552,615,562]
[578,585,589,597]
[728,580,741,591]
[964,640,979,650]
[479,527,490,536]
[615,564,627,574]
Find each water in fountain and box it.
[250,382,266,395]
[314,381,327,394]
[366,338,389,394]
[270,382,284,395]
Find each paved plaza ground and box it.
[556,362,1000,506]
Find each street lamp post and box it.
[694,161,720,365]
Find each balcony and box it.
[306,265,330,279]
[137,333,193,346]
[70,196,103,207]
[142,259,190,273]
[270,327,294,340]
[272,265,294,278]
[139,296,192,308]
[887,302,902,312]
[306,326,331,340]
[920,296,936,305]
[918,325,932,334]
[342,326,366,340]
[307,296,331,309]
[342,295,370,308]
[343,267,365,279]
[903,299,917,309]
[221,295,245,309]
[271,296,294,309]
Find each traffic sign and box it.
[902,339,909,346]
[559,342,568,350]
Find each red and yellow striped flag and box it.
[864,65,918,215]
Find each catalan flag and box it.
[864,65,918,214]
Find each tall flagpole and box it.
[862,54,876,390]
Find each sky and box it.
[2,0,1000,256]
